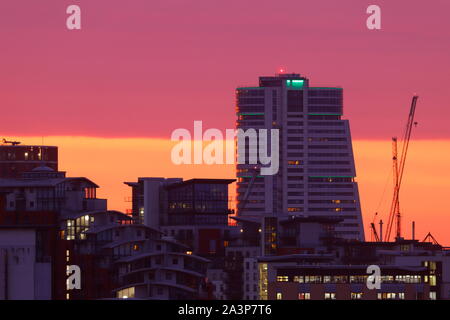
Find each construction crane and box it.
[370,222,380,242]
[237,166,260,214]
[385,96,419,241]
[422,232,440,246]
[370,211,384,242]
[370,212,380,242]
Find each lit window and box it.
[324,292,336,300]
[277,276,289,282]
[116,287,135,299]
[276,292,282,300]
[351,292,362,300]
[298,293,310,300]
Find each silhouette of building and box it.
[124,178,235,257]
[0,143,58,178]
[64,211,210,300]
[259,237,450,300]
[226,212,450,300]
[236,73,364,241]
[0,165,209,300]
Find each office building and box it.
[236,73,364,240]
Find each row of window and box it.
[277,292,409,300]
[276,274,424,284]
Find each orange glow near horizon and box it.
[4,136,450,245]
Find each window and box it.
[324,292,336,300]
[116,287,135,299]
[276,292,282,300]
[304,276,321,283]
[276,276,288,282]
[377,293,396,300]
[351,292,362,300]
[298,293,310,300]
[430,275,437,286]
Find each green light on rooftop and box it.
[236,87,263,90]
[286,79,304,89]
[292,80,304,87]
[310,87,342,90]
[237,112,265,116]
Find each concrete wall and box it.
[0,228,52,300]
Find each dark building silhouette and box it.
[124,178,235,257]
[0,165,209,300]
[0,143,58,178]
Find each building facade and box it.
[125,178,235,257]
[0,143,58,178]
[0,162,209,300]
[259,240,450,300]
[236,73,364,241]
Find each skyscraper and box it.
[236,73,365,240]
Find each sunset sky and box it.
[1,1,449,243]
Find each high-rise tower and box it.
[236,73,364,240]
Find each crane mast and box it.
[237,166,259,215]
[385,96,418,241]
